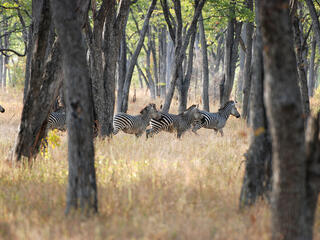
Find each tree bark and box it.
[260,1,306,239]
[308,37,316,97]
[159,27,167,98]
[14,0,55,161]
[199,13,209,111]
[51,0,97,215]
[221,5,242,106]
[239,0,271,208]
[103,0,131,135]
[292,13,310,117]
[241,0,254,120]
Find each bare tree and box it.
[50,0,97,214]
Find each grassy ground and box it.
[0,89,319,240]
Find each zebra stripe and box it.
[192,100,240,136]
[113,103,160,137]
[146,105,203,138]
[47,111,66,131]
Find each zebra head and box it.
[0,105,5,113]
[220,100,240,118]
[140,103,161,120]
[230,101,240,118]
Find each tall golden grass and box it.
[0,88,319,240]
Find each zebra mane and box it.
[179,104,197,115]
[140,103,156,115]
[218,101,234,111]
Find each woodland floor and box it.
[0,88,319,240]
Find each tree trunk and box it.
[14,0,56,161]
[292,14,310,117]
[151,27,160,98]
[239,0,271,208]
[178,26,197,113]
[236,24,246,102]
[51,0,97,215]
[103,0,131,135]
[159,27,167,98]
[221,6,242,106]
[23,25,33,102]
[120,0,157,113]
[161,0,206,113]
[308,37,316,97]
[199,13,209,111]
[146,35,156,99]
[116,16,128,113]
[241,0,254,120]
[260,1,306,239]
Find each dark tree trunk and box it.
[221,6,242,106]
[308,37,316,97]
[292,14,310,117]
[260,1,306,239]
[116,16,128,113]
[87,0,109,136]
[51,0,97,215]
[120,0,157,113]
[199,14,209,111]
[241,0,254,120]
[23,25,33,103]
[239,0,272,208]
[178,25,197,113]
[150,27,159,97]
[103,0,131,135]
[14,0,58,161]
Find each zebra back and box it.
[47,111,67,131]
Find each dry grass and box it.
[0,88,319,240]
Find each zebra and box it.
[192,100,240,136]
[113,103,161,137]
[47,110,66,131]
[0,105,4,113]
[146,104,204,139]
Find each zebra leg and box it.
[219,129,224,136]
[113,127,120,135]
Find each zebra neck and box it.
[219,107,232,120]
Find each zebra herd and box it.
[45,100,240,139]
[114,100,240,139]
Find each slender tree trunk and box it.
[159,27,167,98]
[221,5,242,106]
[117,17,128,113]
[23,25,33,102]
[166,34,174,93]
[120,0,157,113]
[242,0,254,120]
[151,27,159,98]
[292,14,310,117]
[199,14,209,111]
[161,0,206,112]
[236,24,246,102]
[239,0,271,208]
[260,1,306,239]
[178,25,197,113]
[146,37,156,99]
[51,0,97,215]
[308,37,316,97]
